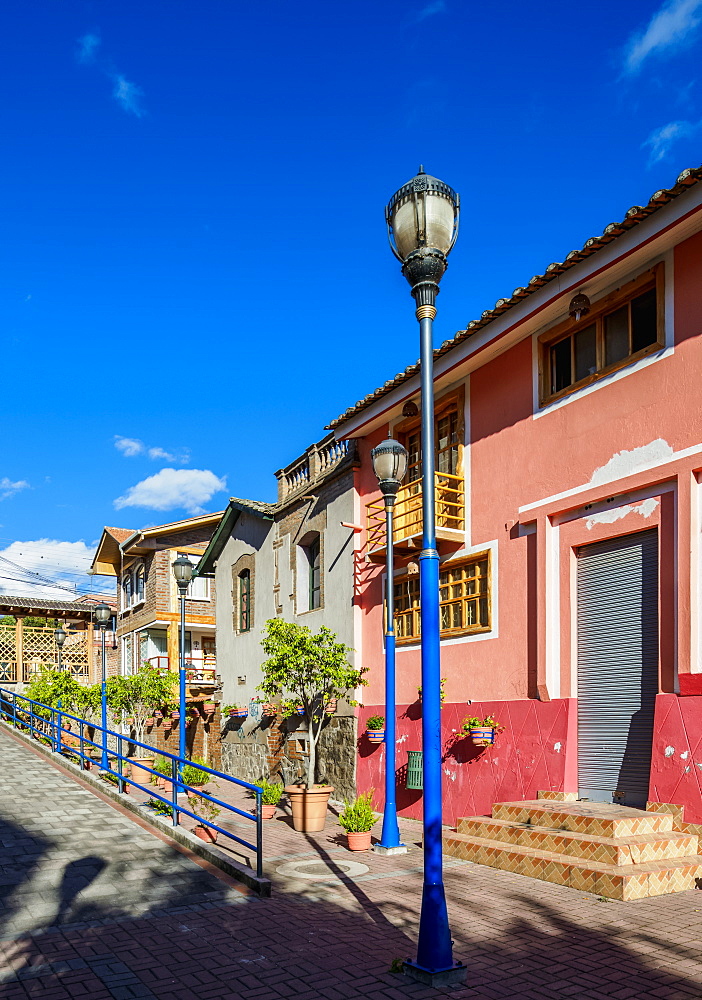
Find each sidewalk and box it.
[1,725,702,1000]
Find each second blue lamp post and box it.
[371,436,409,856]
[172,554,194,784]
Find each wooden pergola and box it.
[0,595,117,685]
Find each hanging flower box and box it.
[261,703,277,716]
[325,698,337,715]
[154,710,163,720]
[170,710,180,720]
[204,701,216,715]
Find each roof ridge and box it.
[326,164,702,430]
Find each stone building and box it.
[197,433,360,799]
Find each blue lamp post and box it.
[94,602,111,770]
[372,437,409,856]
[385,167,465,987]
[172,554,194,784]
[54,625,67,672]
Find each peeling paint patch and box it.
[665,746,675,757]
[590,440,673,486]
[685,766,691,773]
[444,768,456,781]
[681,750,690,760]
[397,734,408,744]
[696,763,702,771]
[554,742,562,752]
[586,498,659,530]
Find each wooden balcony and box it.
[366,471,465,561]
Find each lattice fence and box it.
[0,625,89,682]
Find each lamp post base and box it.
[373,843,408,856]
[402,961,467,987]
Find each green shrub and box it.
[365,715,385,730]
[260,779,283,805]
[339,791,377,833]
[181,757,210,787]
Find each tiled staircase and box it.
[444,795,702,900]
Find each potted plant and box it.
[461,714,498,746]
[418,677,447,704]
[154,709,163,720]
[365,715,385,744]
[258,619,366,832]
[339,790,377,851]
[153,755,173,791]
[203,700,216,716]
[223,703,247,718]
[259,779,283,820]
[193,794,221,843]
[170,709,180,720]
[260,701,277,716]
[185,707,198,727]
[325,698,337,714]
[181,757,211,798]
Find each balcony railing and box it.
[366,471,465,555]
[144,654,217,686]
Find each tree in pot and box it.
[259,779,283,820]
[107,667,177,783]
[258,619,366,833]
[339,790,377,851]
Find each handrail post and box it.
[79,719,85,770]
[171,757,179,827]
[12,691,17,729]
[56,706,63,755]
[255,790,263,878]
[117,736,125,793]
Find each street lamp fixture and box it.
[385,167,465,987]
[95,602,111,771]
[371,437,408,857]
[172,555,195,783]
[54,625,67,673]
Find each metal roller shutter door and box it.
[577,529,658,806]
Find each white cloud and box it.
[0,478,30,501]
[112,75,146,118]
[643,118,700,163]
[0,539,95,599]
[114,468,227,515]
[114,435,144,457]
[624,0,702,74]
[415,0,446,21]
[77,32,101,64]
[114,435,189,463]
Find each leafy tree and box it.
[258,619,365,789]
[106,665,176,745]
[25,669,102,726]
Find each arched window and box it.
[238,569,251,632]
[123,573,132,610]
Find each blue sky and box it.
[1,0,701,597]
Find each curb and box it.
[0,719,272,898]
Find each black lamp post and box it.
[371,437,408,855]
[54,625,67,673]
[95,602,111,770]
[385,167,465,986]
[172,555,194,777]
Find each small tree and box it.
[107,665,176,747]
[258,619,365,789]
[26,669,83,718]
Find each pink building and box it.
[329,165,702,825]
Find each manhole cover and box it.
[275,858,369,880]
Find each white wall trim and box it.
[545,518,561,699]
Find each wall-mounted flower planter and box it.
[204,702,216,715]
[366,729,385,744]
[170,711,180,720]
[469,727,495,746]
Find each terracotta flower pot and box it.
[130,756,155,786]
[285,784,334,833]
[154,711,163,719]
[261,804,276,820]
[162,720,173,732]
[470,727,495,746]
[194,824,217,843]
[170,711,180,720]
[347,830,372,851]
[366,729,385,744]
[325,699,337,714]
[146,718,154,727]
[261,703,277,716]
[204,702,215,715]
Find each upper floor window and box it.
[135,565,145,603]
[177,552,210,600]
[404,400,460,485]
[394,553,490,643]
[239,569,251,632]
[306,536,321,610]
[122,573,132,611]
[539,266,664,405]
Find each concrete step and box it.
[455,816,698,865]
[492,800,674,837]
[443,830,702,900]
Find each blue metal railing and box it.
[0,687,263,878]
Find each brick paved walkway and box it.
[2,725,702,999]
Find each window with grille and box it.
[239,569,251,632]
[393,553,490,643]
[540,266,664,405]
[135,565,145,603]
[307,537,321,610]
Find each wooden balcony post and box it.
[15,617,23,683]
